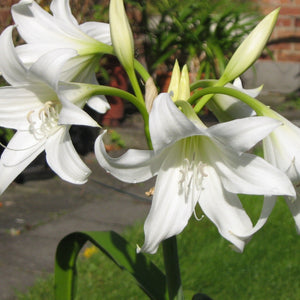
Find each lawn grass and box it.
[16,195,300,300]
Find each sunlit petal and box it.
[95,131,166,183]
[45,128,91,184]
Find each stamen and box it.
[178,157,208,204]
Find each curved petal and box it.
[80,22,111,45]
[58,95,99,127]
[150,93,205,152]
[50,0,78,25]
[140,144,195,254]
[87,95,110,114]
[0,84,55,129]
[210,144,295,197]
[207,116,281,153]
[233,196,277,239]
[285,196,300,234]
[198,166,253,252]
[29,48,77,90]
[0,131,45,194]
[45,127,91,184]
[12,0,91,48]
[0,26,28,85]
[95,131,166,183]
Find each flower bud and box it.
[109,0,134,72]
[219,8,280,85]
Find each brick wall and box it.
[255,0,300,62]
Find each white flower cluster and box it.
[0,0,300,254]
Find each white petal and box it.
[50,0,78,26]
[233,196,277,239]
[207,116,281,153]
[94,131,165,183]
[0,85,49,129]
[80,22,111,44]
[199,166,253,252]
[29,49,77,90]
[211,145,295,197]
[12,0,91,48]
[150,93,205,152]
[45,128,91,184]
[0,131,45,194]
[58,95,99,127]
[140,144,195,254]
[87,95,110,113]
[0,26,28,85]
[285,196,300,234]
[60,55,98,83]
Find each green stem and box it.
[188,86,268,115]
[87,84,152,148]
[162,237,184,300]
[127,68,145,104]
[134,59,151,83]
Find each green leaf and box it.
[54,231,167,300]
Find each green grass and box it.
[16,196,300,300]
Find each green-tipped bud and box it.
[219,8,280,85]
[168,61,190,101]
[168,60,180,101]
[109,0,134,72]
[178,65,190,101]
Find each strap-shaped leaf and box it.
[54,231,167,300]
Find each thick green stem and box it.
[188,86,268,115]
[162,237,184,300]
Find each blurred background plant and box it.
[126,0,262,84]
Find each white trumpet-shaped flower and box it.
[95,93,295,254]
[11,0,112,113]
[0,26,100,195]
[262,110,300,233]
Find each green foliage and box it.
[17,196,300,300]
[128,0,260,79]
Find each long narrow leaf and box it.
[54,231,167,300]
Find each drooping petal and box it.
[198,166,253,252]
[45,127,91,184]
[207,116,281,153]
[140,143,195,254]
[233,196,277,239]
[209,143,295,197]
[0,131,45,194]
[0,84,55,129]
[0,26,28,86]
[150,93,205,152]
[95,131,166,183]
[80,22,111,45]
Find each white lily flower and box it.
[262,110,300,233]
[0,26,100,194]
[11,0,112,113]
[95,93,295,254]
[209,78,262,122]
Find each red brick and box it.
[277,16,293,27]
[280,7,300,16]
